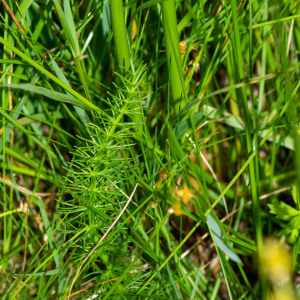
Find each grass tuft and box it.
[1,0,300,299]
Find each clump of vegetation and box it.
[0,0,300,299]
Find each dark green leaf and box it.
[175,112,205,138]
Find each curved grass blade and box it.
[0,36,101,114]
[1,84,91,110]
[175,112,205,138]
[207,214,242,264]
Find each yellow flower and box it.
[272,290,296,300]
[131,19,138,40]
[171,202,184,216]
[176,184,194,205]
[260,239,292,285]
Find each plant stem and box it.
[230,0,262,251]
[161,0,183,114]
[109,0,131,71]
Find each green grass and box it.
[1,0,300,299]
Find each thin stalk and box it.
[2,8,9,256]
[109,0,131,71]
[137,218,202,295]
[257,0,268,116]
[249,1,266,296]
[161,0,183,114]
[230,0,262,252]
[283,28,300,209]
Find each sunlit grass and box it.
[0,0,300,299]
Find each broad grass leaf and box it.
[63,0,80,56]
[2,84,91,110]
[24,268,61,277]
[175,112,205,138]
[207,213,242,264]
